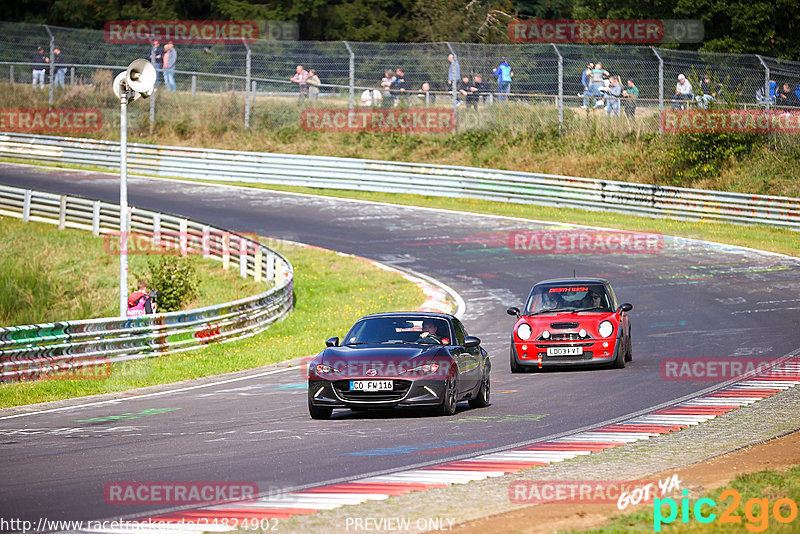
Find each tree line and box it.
[3,0,797,60]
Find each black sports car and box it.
[307,312,491,419]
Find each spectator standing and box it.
[673,74,693,109]
[622,78,639,118]
[127,281,156,316]
[380,69,395,108]
[390,67,408,106]
[493,58,513,102]
[32,46,48,89]
[163,41,177,91]
[583,61,608,109]
[148,40,162,89]
[581,62,594,108]
[447,54,460,93]
[290,64,309,99]
[53,47,67,88]
[468,74,489,109]
[306,69,321,100]
[605,76,622,117]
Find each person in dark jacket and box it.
[32,46,48,89]
[390,67,409,106]
[53,47,67,88]
[467,74,489,109]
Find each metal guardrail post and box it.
[58,195,66,229]
[244,40,251,130]
[23,190,31,222]
[756,55,770,110]
[552,44,563,135]
[92,201,100,235]
[70,66,74,86]
[191,75,196,98]
[45,25,54,106]
[446,42,458,133]
[343,41,355,110]
[9,64,13,85]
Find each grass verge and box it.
[0,215,265,325]
[573,466,800,533]
[0,240,424,408]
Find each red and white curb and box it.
[80,359,800,533]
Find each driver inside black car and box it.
[417,319,444,344]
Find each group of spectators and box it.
[289,64,322,99]
[30,46,67,89]
[581,62,638,118]
[147,40,178,91]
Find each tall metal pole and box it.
[552,44,563,135]
[756,55,770,110]
[446,42,457,133]
[344,41,355,110]
[44,25,54,106]
[119,93,129,317]
[244,41,251,129]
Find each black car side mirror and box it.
[618,303,633,313]
[464,336,481,349]
[325,337,339,347]
[506,306,520,317]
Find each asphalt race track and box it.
[2,163,800,524]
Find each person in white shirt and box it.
[673,73,694,109]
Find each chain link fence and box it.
[1,21,799,135]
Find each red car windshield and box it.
[524,284,611,314]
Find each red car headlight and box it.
[517,323,532,340]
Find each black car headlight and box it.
[404,363,440,375]
[314,364,343,375]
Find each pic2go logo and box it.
[654,489,799,532]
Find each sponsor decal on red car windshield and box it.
[549,287,588,293]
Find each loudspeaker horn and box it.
[126,59,157,97]
[112,71,141,101]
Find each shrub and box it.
[143,256,198,312]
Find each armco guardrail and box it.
[0,183,293,382]
[1,132,799,229]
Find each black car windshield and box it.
[344,317,452,345]
[524,284,611,314]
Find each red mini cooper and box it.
[506,278,633,372]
